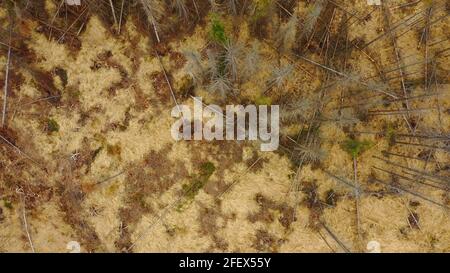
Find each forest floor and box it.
[0,0,449,252]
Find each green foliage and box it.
[200,162,216,177]
[385,123,397,146]
[47,118,60,133]
[177,162,216,211]
[68,88,81,99]
[255,95,272,106]
[3,199,13,209]
[210,14,228,45]
[341,138,373,159]
[252,0,272,21]
[181,178,204,200]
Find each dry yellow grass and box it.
[0,0,448,253]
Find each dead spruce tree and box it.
[139,0,165,42]
[275,14,299,54]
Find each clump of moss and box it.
[385,123,397,146]
[3,199,13,209]
[252,0,272,21]
[200,162,216,176]
[210,14,228,45]
[66,87,81,105]
[54,67,68,88]
[255,95,272,106]
[47,118,60,133]
[177,162,216,211]
[341,138,373,159]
